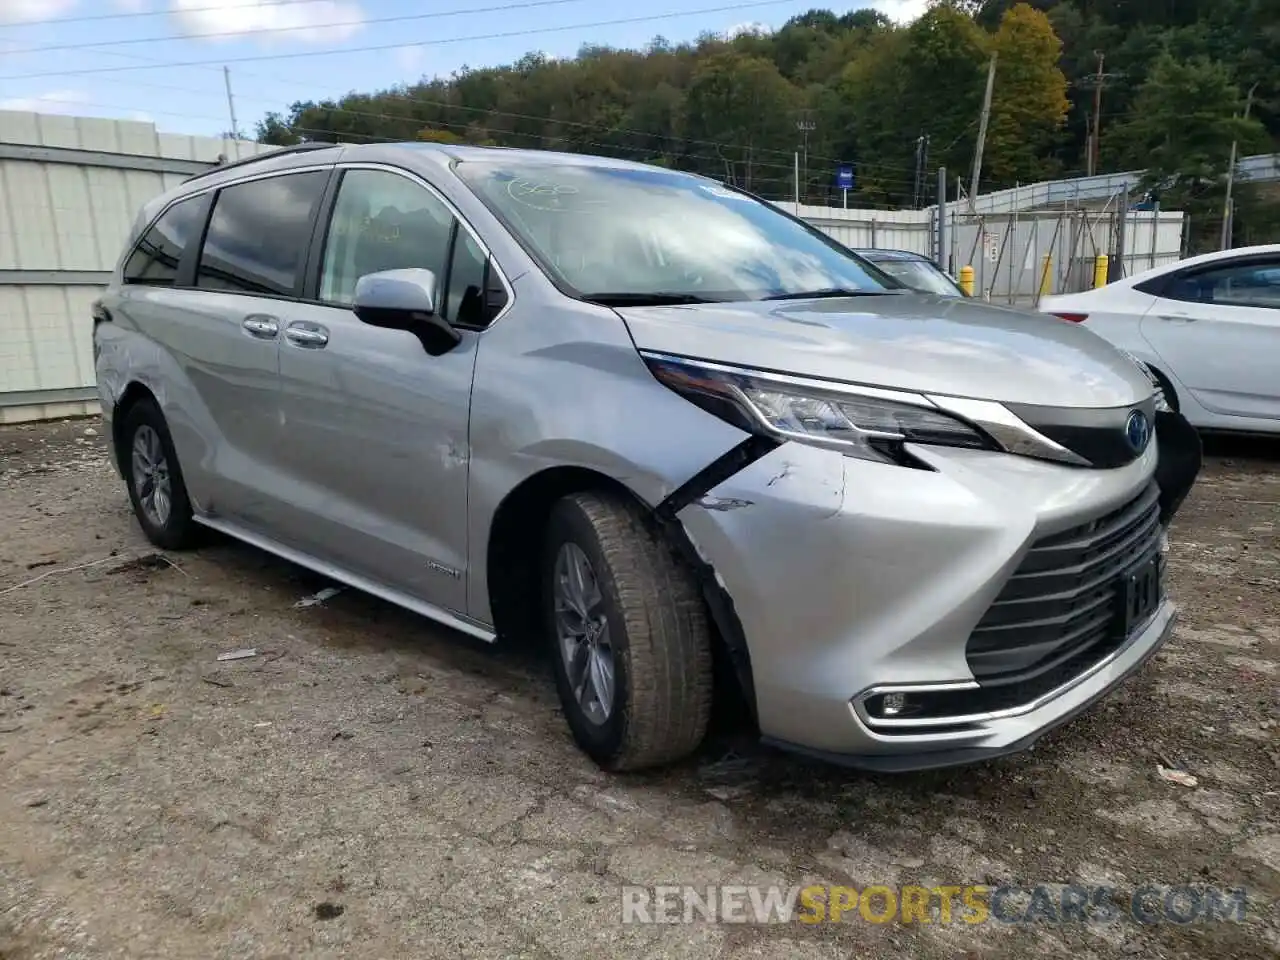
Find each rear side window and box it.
[122,195,206,286]
[1162,258,1280,309]
[196,171,328,297]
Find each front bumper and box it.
[766,601,1176,771]
[676,432,1182,771]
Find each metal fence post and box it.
[937,167,947,270]
[1111,182,1128,282]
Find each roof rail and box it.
[183,142,340,184]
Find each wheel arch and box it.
[484,464,758,725]
[110,380,161,476]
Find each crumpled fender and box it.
[1153,410,1202,525]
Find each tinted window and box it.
[319,169,454,306]
[1164,259,1280,309]
[123,195,206,285]
[196,171,328,296]
[453,161,895,303]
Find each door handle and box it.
[241,314,279,338]
[285,322,329,348]
[1156,314,1197,322]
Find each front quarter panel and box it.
[465,276,748,621]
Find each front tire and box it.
[120,398,200,551]
[543,491,713,771]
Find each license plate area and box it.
[1116,554,1162,637]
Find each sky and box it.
[0,0,930,139]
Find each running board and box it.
[194,515,498,643]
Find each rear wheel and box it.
[543,491,713,771]
[120,398,200,550]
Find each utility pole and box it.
[796,113,815,204]
[223,66,241,160]
[793,151,800,213]
[913,133,930,209]
[1076,53,1121,177]
[1090,52,1104,177]
[1221,82,1258,250]
[969,53,997,210]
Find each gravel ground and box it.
[0,416,1277,960]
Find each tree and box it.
[840,5,987,204]
[984,3,1070,187]
[1107,53,1268,247]
[683,51,799,191]
[249,3,1279,214]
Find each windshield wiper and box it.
[581,292,721,306]
[762,288,896,301]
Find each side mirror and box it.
[351,268,462,356]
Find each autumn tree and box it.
[984,3,1070,187]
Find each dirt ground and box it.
[0,416,1277,960]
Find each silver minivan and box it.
[94,143,1201,772]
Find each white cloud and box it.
[170,0,366,44]
[874,0,931,24]
[0,89,91,114]
[0,0,77,23]
[394,45,425,76]
[114,0,150,12]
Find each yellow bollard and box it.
[1038,254,1053,296]
[958,265,975,296]
[1094,254,1109,288]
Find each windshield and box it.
[453,161,899,303]
[872,259,965,297]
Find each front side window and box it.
[443,228,492,326]
[195,171,328,297]
[319,169,454,306]
[123,194,206,286]
[452,161,897,303]
[1164,259,1280,310]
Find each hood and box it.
[616,293,1152,409]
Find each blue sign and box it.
[835,165,854,190]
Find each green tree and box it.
[984,3,1070,187]
[1108,53,1268,246]
[684,50,800,191]
[840,5,987,204]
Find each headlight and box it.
[642,353,996,468]
[1118,350,1171,412]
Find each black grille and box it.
[965,481,1164,689]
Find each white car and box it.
[1039,244,1280,435]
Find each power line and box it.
[2,0,596,57]
[0,0,808,81]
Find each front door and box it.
[1141,254,1280,421]
[272,167,485,615]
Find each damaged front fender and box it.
[1153,410,1202,525]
